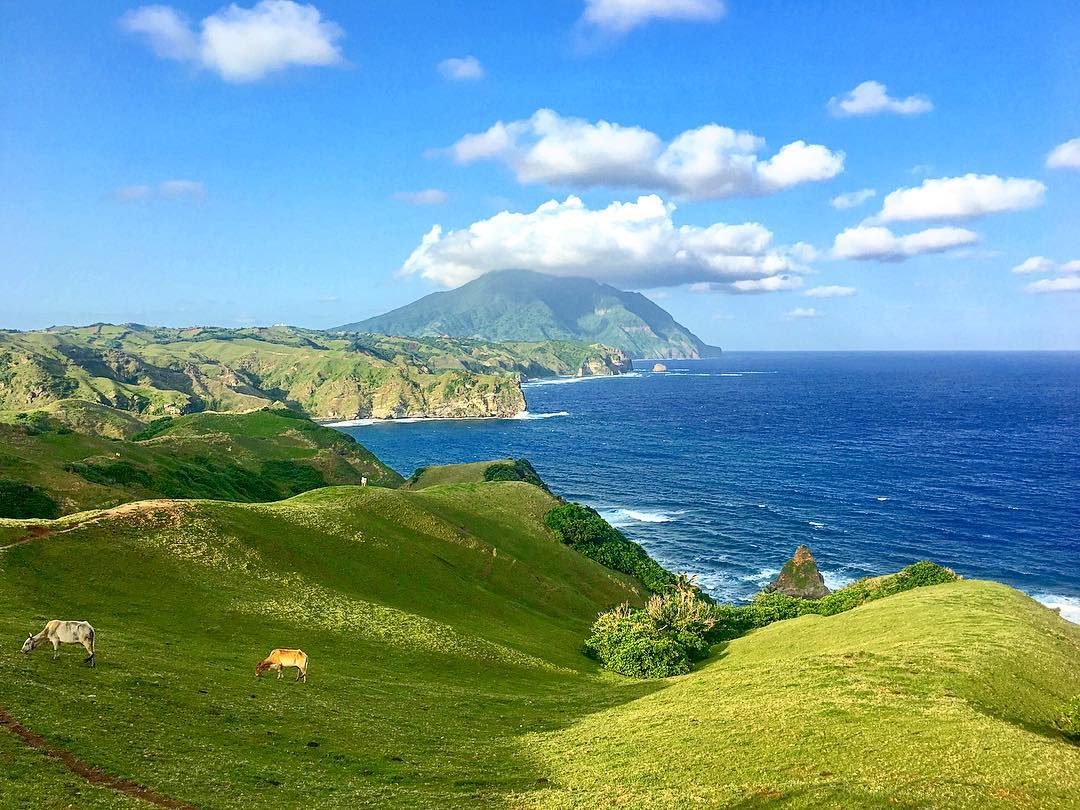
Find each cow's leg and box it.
[276,666,283,680]
[81,638,94,665]
[51,638,60,660]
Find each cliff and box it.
[768,544,832,599]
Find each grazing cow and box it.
[360,476,368,486]
[20,620,96,667]
[255,649,308,682]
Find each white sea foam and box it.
[621,509,675,523]
[523,372,642,387]
[740,567,780,583]
[511,410,569,420]
[598,507,680,526]
[1031,593,1080,624]
[822,571,856,591]
[876,496,889,502]
[808,521,827,529]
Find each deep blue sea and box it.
[339,353,1080,623]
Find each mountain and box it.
[338,270,722,359]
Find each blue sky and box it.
[2,0,1079,349]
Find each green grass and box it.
[0,408,402,516]
[0,480,1077,808]
[404,459,511,489]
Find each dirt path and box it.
[0,707,199,809]
[0,500,185,552]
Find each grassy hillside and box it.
[340,269,721,360]
[1,480,1077,808]
[0,408,401,517]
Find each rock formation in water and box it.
[768,545,831,599]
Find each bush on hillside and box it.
[131,416,174,442]
[1056,696,1080,742]
[483,458,549,491]
[0,479,60,519]
[585,577,715,677]
[545,502,677,594]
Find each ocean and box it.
[338,353,1080,623]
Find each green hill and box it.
[1,479,1077,808]
[339,270,722,360]
[0,325,631,423]
[0,408,402,517]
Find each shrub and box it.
[584,605,691,678]
[0,479,60,519]
[484,458,549,491]
[545,502,676,594]
[65,460,152,487]
[131,417,175,442]
[1056,696,1080,742]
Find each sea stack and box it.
[652,363,668,372]
[768,545,831,599]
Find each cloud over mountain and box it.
[401,194,812,291]
[444,109,844,200]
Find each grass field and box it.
[1,480,1077,809]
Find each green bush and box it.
[131,416,175,441]
[0,479,60,519]
[65,460,152,487]
[1056,696,1080,742]
[484,458,549,491]
[583,606,690,678]
[545,502,676,594]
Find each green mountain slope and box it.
[0,408,402,517]
[1,480,1076,808]
[340,270,722,360]
[0,325,630,423]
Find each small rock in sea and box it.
[652,363,668,373]
[768,544,831,599]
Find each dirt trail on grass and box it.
[0,500,186,552]
[0,707,199,809]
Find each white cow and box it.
[21,620,96,667]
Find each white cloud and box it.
[394,189,449,205]
[830,188,876,210]
[112,179,205,202]
[581,0,726,34]
[828,81,933,117]
[158,179,206,200]
[401,194,813,290]
[445,109,844,200]
[1025,276,1080,294]
[438,56,484,81]
[1011,256,1056,274]
[876,174,1046,223]
[122,1,345,83]
[1047,138,1080,170]
[785,307,819,319]
[833,225,977,262]
[804,285,856,298]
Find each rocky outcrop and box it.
[768,545,831,599]
[577,347,633,377]
[652,363,668,372]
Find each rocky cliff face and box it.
[576,347,632,377]
[768,545,831,599]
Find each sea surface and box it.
[339,353,1080,623]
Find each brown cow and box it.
[255,648,308,682]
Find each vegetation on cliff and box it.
[0,324,630,422]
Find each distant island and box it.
[337,269,722,360]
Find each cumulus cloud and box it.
[438,56,484,81]
[401,194,813,291]
[828,81,933,117]
[830,188,876,210]
[1026,276,1080,294]
[693,275,804,295]
[581,0,726,34]
[876,174,1046,223]
[112,179,205,202]
[1047,138,1080,170]
[785,307,819,320]
[1011,256,1057,274]
[833,225,977,262]
[444,109,843,200]
[804,285,856,298]
[394,189,449,205]
[121,1,345,82]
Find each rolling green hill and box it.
[1,478,1077,808]
[339,270,722,360]
[0,408,402,517]
[0,325,630,423]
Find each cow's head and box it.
[20,634,34,654]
